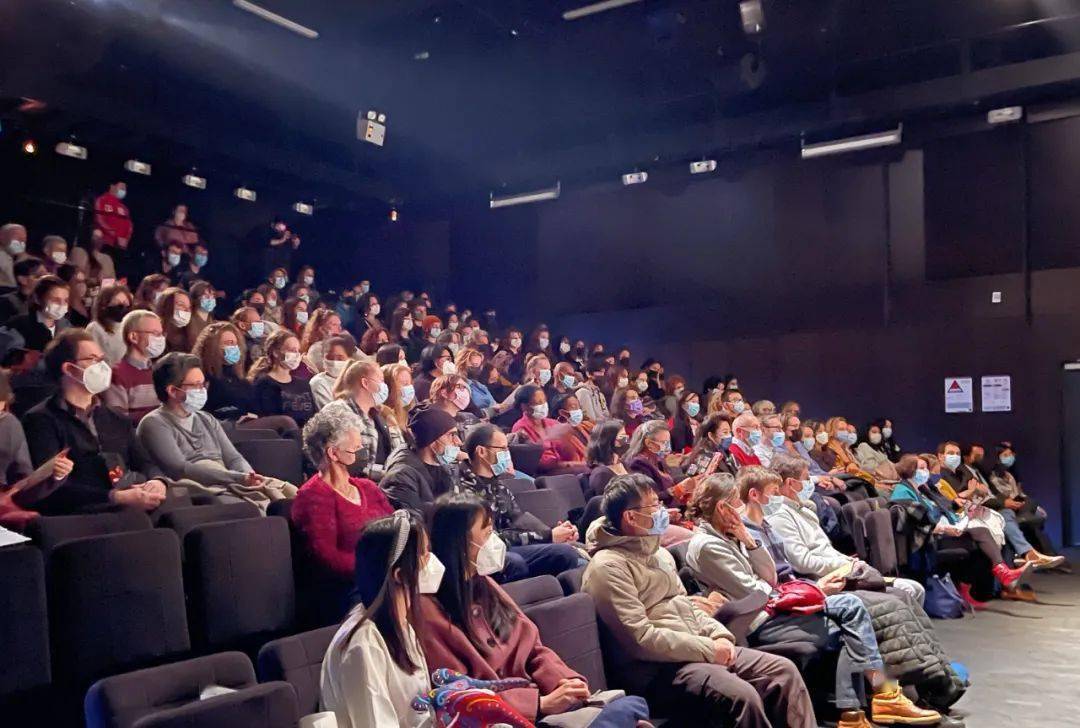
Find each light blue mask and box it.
[538,369,552,385]
[640,507,669,535]
[223,345,241,365]
[912,468,930,485]
[747,429,762,446]
[685,401,700,418]
[194,253,208,267]
[200,297,216,313]
[399,384,416,406]
[437,443,460,466]
[763,495,785,516]
[561,374,576,388]
[372,381,389,406]
[943,453,961,470]
[183,387,208,414]
[1000,454,1016,468]
[491,449,513,477]
[249,321,265,339]
[567,409,584,426]
[799,479,816,500]
[771,431,785,448]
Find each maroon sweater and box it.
[290,473,392,577]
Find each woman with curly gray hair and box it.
[291,406,394,580]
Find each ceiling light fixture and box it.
[232,0,319,39]
[22,140,37,155]
[125,159,152,176]
[490,182,561,209]
[563,0,644,22]
[55,141,88,160]
[800,125,902,159]
[621,171,648,186]
[293,202,314,216]
[183,173,207,190]
[690,159,717,174]
[234,186,257,202]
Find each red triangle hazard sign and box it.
[947,380,964,393]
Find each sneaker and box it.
[957,582,987,611]
[872,684,942,725]
[1026,551,1067,570]
[837,709,874,728]
[992,561,1028,589]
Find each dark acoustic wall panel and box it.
[1029,115,1080,271]
[923,127,1024,280]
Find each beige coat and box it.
[581,523,732,666]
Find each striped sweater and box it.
[102,358,159,423]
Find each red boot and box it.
[992,561,1028,589]
[957,582,987,610]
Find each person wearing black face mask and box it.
[576,355,610,423]
[87,283,134,365]
[584,418,629,500]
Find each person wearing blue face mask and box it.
[753,413,787,467]
[729,411,766,468]
[679,414,739,481]
[177,243,210,289]
[159,241,185,285]
[670,390,702,453]
[623,421,696,545]
[380,406,462,517]
[460,423,586,582]
[582,472,816,728]
[510,384,589,476]
[137,352,297,505]
[551,392,595,464]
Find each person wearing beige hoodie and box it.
[581,472,815,728]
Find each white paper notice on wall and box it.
[944,377,974,413]
[981,375,1012,412]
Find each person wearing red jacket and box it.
[729,412,764,468]
[93,181,133,250]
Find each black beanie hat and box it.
[409,407,458,450]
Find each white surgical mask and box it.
[324,359,347,377]
[763,494,785,517]
[182,387,208,413]
[441,360,457,376]
[419,553,446,594]
[45,302,68,320]
[882,427,893,439]
[302,275,314,286]
[559,342,571,354]
[77,361,113,395]
[815,431,830,446]
[283,351,302,370]
[472,533,507,576]
[9,239,26,255]
[538,337,550,349]
[295,311,309,325]
[173,309,191,327]
[146,334,166,359]
[635,380,648,393]
[430,327,442,338]
[531,403,549,420]
[249,321,265,339]
[869,432,882,445]
[166,252,180,266]
[448,321,459,331]
[51,251,67,265]
[617,377,629,388]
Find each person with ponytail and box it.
[419,493,650,727]
[249,328,315,427]
[321,511,438,727]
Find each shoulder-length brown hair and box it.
[154,287,191,351]
[300,309,340,354]
[91,283,133,333]
[247,328,296,381]
[193,322,246,379]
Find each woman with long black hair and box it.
[320,511,440,727]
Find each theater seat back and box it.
[523,593,607,692]
[30,510,153,557]
[0,544,50,696]
[158,503,261,543]
[513,489,569,528]
[863,509,898,576]
[130,682,298,728]
[501,575,563,609]
[256,624,339,717]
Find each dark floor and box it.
[933,549,1080,728]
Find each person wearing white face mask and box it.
[429,374,481,438]
[1,274,71,353]
[420,494,652,727]
[24,329,167,515]
[153,287,192,354]
[102,310,166,423]
[510,385,588,476]
[250,329,316,427]
[293,408,394,582]
[412,344,455,403]
[138,352,296,510]
[380,407,462,516]
[854,421,894,475]
[309,336,356,410]
[321,512,434,728]
[0,222,28,288]
[41,235,69,274]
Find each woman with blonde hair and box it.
[153,286,192,353]
[324,360,406,479]
[380,362,415,438]
[249,328,315,427]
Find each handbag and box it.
[842,561,887,592]
[923,574,969,619]
[764,580,827,616]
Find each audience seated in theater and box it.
[297,265,321,306]
[101,309,165,423]
[581,473,814,727]
[300,309,343,373]
[354,291,382,334]
[728,412,764,468]
[685,471,941,728]
[132,272,168,311]
[40,235,69,276]
[621,420,695,545]
[456,346,499,418]
[576,355,611,423]
[249,329,316,427]
[0,222,28,289]
[879,418,902,462]
[310,335,357,410]
[192,321,300,441]
[56,264,90,328]
[137,352,296,508]
[584,418,629,500]
[358,325,388,356]
[86,282,133,365]
[420,493,649,727]
[460,424,586,582]
[609,385,646,435]
[379,406,460,515]
[854,420,896,476]
[414,344,454,403]
[429,373,481,437]
[292,407,393,580]
[987,441,1065,567]
[751,399,775,418]
[389,307,421,362]
[229,305,266,366]
[510,384,587,475]
[669,387,701,453]
[375,342,407,367]
[526,325,554,362]
[547,361,578,400]
[679,413,738,483]
[24,329,167,515]
[890,454,1029,606]
[0,256,45,323]
[323,360,404,480]
[764,453,924,605]
[153,286,192,353]
[776,413,847,542]
[502,327,526,380]
[601,364,629,407]
[320,511,432,728]
[186,280,217,348]
[1,274,71,353]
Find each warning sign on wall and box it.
[944,377,974,413]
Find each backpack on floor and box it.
[923,574,967,619]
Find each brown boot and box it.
[1001,586,1038,602]
[871,683,941,725]
[837,709,874,728]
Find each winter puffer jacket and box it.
[855,589,966,710]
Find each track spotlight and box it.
[125,159,152,176]
[234,186,257,202]
[22,140,37,155]
[183,173,207,190]
[389,208,399,222]
[690,160,717,174]
[293,202,314,216]
[621,171,648,186]
[55,141,88,160]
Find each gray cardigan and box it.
[136,406,253,485]
[685,522,778,601]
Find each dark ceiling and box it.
[5,0,1080,210]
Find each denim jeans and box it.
[999,507,1034,554]
[499,543,588,582]
[824,593,885,709]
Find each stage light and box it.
[234,186,257,202]
[125,159,152,176]
[739,0,765,35]
[55,141,88,160]
[293,201,313,216]
[389,208,399,222]
[690,159,717,174]
[988,106,1022,125]
[358,111,387,147]
[801,126,902,159]
[232,0,319,39]
[183,173,207,190]
[621,171,648,186]
[22,140,37,155]
[563,0,644,21]
[490,182,561,209]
